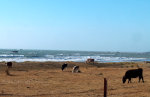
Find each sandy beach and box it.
[0,61,150,97]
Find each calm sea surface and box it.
[0,49,150,62]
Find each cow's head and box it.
[122,76,126,83]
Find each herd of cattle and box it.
[61,63,80,73]
[5,58,145,84]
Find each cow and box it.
[145,61,150,64]
[122,68,144,83]
[72,66,80,73]
[61,63,68,71]
[6,62,12,68]
[86,58,94,64]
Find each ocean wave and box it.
[0,56,148,63]
[0,49,149,62]
[0,54,24,57]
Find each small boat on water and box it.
[12,50,19,53]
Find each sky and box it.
[0,0,150,52]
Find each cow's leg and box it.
[129,78,131,83]
[141,76,144,83]
[128,78,131,83]
[74,69,76,73]
[72,69,74,73]
[139,76,144,83]
[139,76,141,82]
[76,68,79,73]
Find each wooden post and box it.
[104,78,107,97]
[5,68,10,76]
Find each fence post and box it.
[104,78,107,97]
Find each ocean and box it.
[0,49,150,63]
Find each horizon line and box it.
[0,48,149,53]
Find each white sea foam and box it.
[0,54,24,57]
[0,56,147,63]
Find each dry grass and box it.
[0,61,150,97]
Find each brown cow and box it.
[86,58,94,64]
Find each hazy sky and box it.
[0,0,150,52]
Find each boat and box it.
[12,50,19,53]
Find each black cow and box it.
[6,62,12,68]
[61,63,68,71]
[145,61,150,64]
[122,68,144,83]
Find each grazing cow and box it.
[61,63,68,71]
[86,58,94,64]
[122,68,144,83]
[6,62,12,68]
[72,66,80,73]
[145,61,150,64]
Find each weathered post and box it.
[5,62,12,76]
[5,68,10,76]
[104,78,107,97]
